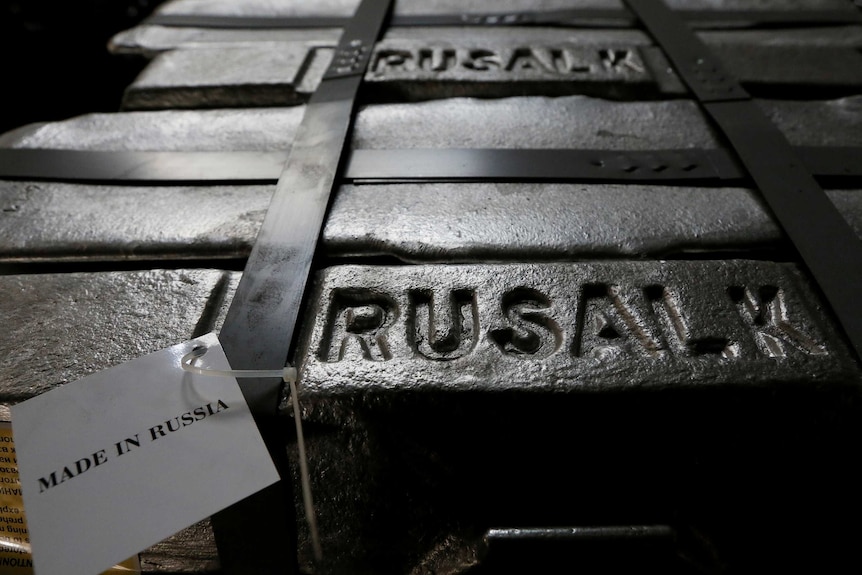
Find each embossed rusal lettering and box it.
[409,288,478,360]
[645,285,737,358]
[418,48,456,72]
[372,46,642,77]
[600,49,644,73]
[553,48,593,74]
[490,287,562,359]
[572,284,665,360]
[462,48,503,71]
[316,277,832,364]
[320,290,397,362]
[373,49,414,73]
[504,47,557,73]
[727,286,828,358]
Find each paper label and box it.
[11,334,280,575]
[0,423,140,575]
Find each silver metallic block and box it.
[122,42,332,109]
[1,97,860,263]
[2,2,861,573]
[296,261,856,396]
[150,0,857,19]
[0,181,270,262]
[286,261,861,574]
[108,0,862,56]
[0,269,238,400]
[119,35,862,109]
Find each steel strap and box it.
[145,8,862,29]
[625,0,862,362]
[341,147,861,184]
[209,0,393,573]
[1,146,861,185]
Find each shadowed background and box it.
[0,0,160,134]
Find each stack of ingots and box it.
[2,0,862,573]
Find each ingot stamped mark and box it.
[728,285,827,358]
[317,270,829,364]
[320,289,397,362]
[371,45,646,78]
[409,288,478,361]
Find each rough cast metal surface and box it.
[151,0,856,18]
[139,520,219,573]
[5,2,862,572]
[0,269,238,400]
[1,180,860,263]
[109,27,652,57]
[324,185,862,261]
[113,25,862,58]
[295,261,857,396]
[7,96,862,152]
[349,95,862,149]
[122,42,332,110]
[626,0,862,366]
[0,107,303,151]
[2,97,861,262]
[108,14,862,56]
[120,35,862,109]
[122,38,666,109]
[0,181,270,262]
[363,40,862,100]
[697,26,862,47]
[285,261,862,574]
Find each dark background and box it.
[0,0,161,134]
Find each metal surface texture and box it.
[0,180,270,262]
[283,264,860,574]
[109,15,862,56]
[122,42,326,109]
[295,261,856,396]
[7,97,862,152]
[122,40,670,108]
[143,8,862,29]
[117,29,862,108]
[626,0,862,359]
[3,179,862,264]
[146,0,858,21]
[2,96,862,263]
[218,0,392,384]
[0,107,304,151]
[109,26,650,56]
[213,0,393,573]
[0,269,237,401]
[322,183,862,262]
[2,0,862,573]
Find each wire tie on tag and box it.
[181,345,322,561]
[181,346,297,382]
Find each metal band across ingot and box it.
[625,0,862,362]
[209,0,394,572]
[1,147,861,185]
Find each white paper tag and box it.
[10,333,280,575]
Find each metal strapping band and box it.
[145,9,862,29]
[626,0,862,362]
[344,148,859,184]
[1,147,860,185]
[209,0,393,572]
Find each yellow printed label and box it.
[0,423,140,575]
